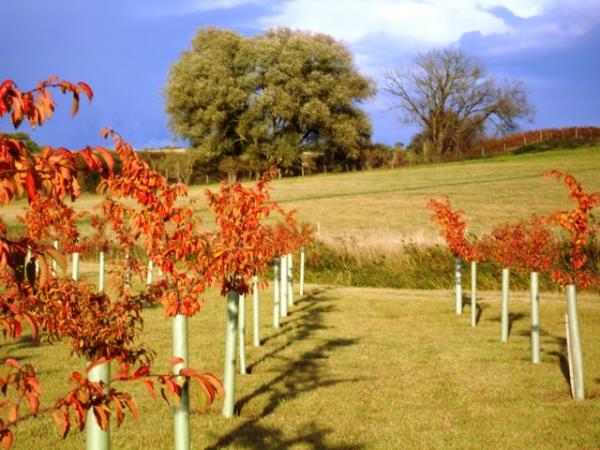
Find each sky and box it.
[2,0,599,150]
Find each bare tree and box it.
[383,48,534,160]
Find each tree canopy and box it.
[384,48,534,161]
[165,27,375,179]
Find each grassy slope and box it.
[4,284,600,449]
[209,146,599,246]
[2,146,599,245]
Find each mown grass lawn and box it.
[4,283,600,449]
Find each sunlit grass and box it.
[2,146,599,242]
[2,146,600,448]
[3,283,600,449]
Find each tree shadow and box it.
[475,303,487,325]
[206,287,366,450]
[489,312,525,339]
[259,287,335,347]
[507,312,526,337]
[205,421,363,450]
[536,325,571,393]
[462,295,488,325]
[547,335,571,393]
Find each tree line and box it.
[11,27,540,186]
[163,27,534,180]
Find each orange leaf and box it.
[24,172,37,202]
[52,410,69,438]
[92,405,109,431]
[124,398,140,420]
[26,393,40,414]
[0,430,13,450]
[142,380,157,400]
[7,405,17,423]
[112,396,125,427]
[95,147,114,173]
[170,357,184,367]
[4,359,19,369]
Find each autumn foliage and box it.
[427,196,475,261]
[483,217,560,272]
[545,171,599,288]
[99,129,213,317]
[206,168,313,296]
[0,78,222,448]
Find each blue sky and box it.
[2,0,599,149]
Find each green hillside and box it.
[188,146,600,248]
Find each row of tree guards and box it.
[222,250,305,418]
[1,77,321,450]
[63,245,307,447]
[429,171,599,401]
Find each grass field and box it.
[2,146,600,249]
[2,147,600,448]
[230,146,600,248]
[3,283,600,449]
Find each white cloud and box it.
[257,0,600,55]
[259,0,518,46]
[477,0,547,18]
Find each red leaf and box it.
[142,380,157,400]
[0,430,13,450]
[4,359,19,369]
[24,172,37,202]
[170,357,184,367]
[132,365,150,379]
[77,82,94,102]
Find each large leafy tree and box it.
[165,28,255,181]
[165,27,374,178]
[384,48,534,161]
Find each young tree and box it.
[384,48,534,161]
[545,171,599,400]
[0,78,221,449]
[205,169,280,417]
[485,218,559,360]
[427,196,474,315]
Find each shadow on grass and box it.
[206,287,366,450]
[206,421,363,450]
[545,333,572,393]
[514,326,573,393]
[508,313,526,337]
[489,312,525,339]
[462,295,489,325]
